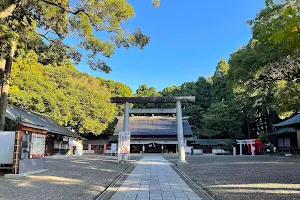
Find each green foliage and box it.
[152,0,160,7]
[134,84,161,108]
[249,0,300,50]
[98,78,133,115]
[228,1,300,120]
[0,0,150,72]
[258,132,268,143]
[159,77,212,135]
[9,51,119,135]
[211,59,234,103]
[224,0,300,139]
[135,84,160,97]
[201,101,243,139]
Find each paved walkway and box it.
[111,156,201,200]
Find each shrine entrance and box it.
[111,97,195,162]
[145,143,161,153]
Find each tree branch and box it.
[40,0,89,16]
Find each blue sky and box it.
[76,0,265,92]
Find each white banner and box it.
[111,143,117,156]
[118,132,130,162]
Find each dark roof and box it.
[111,96,195,103]
[114,116,193,136]
[274,114,300,127]
[19,122,48,131]
[109,135,118,143]
[6,105,82,139]
[268,128,296,136]
[191,139,226,146]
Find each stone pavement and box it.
[111,156,201,200]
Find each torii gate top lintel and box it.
[110,96,195,104]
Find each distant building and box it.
[6,105,83,156]
[82,139,109,154]
[113,116,193,153]
[269,113,300,154]
[186,137,230,154]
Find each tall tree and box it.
[0,0,152,130]
[98,78,133,115]
[9,51,116,135]
[201,101,243,139]
[211,59,233,103]
[136,84,160,97]
[160,77,212,136]
[248,0,300,51]
[134,84,160,108]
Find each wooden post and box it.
[12,131,22,174]
[0,40,16,130]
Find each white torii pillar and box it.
[176,100,186,163]
[239,141,243,156]
[237,140,255,156]
[123,102,130,132]
[121,101,130,162]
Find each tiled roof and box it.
[191,139,226,146]
[6,105,82,139]
[274,114,300,127]
[114,116,193,136]
[268,127,296,136]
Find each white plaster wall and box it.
[83,150,95,154]
[0,131,15,164]
[212,148,226,154]
[193,149,203,154]
[185,146,192,154]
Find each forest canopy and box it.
[132,0,300,139]
[9,51,132,135]
[3,0,299,139]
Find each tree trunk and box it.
[247,118,250,139]
[0,40,16,130]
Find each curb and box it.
[172,165,215,200]
[162,156,215,200]
[95,162,136,200]
[4,169,48,178]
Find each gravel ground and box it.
[0,155,140,200]
[166,155,300,200]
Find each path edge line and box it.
[171,162,215,200]
[95,162,136,200]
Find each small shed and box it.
[0,122,48,175]
[191,139,227,154]
[6,105,83,156]
[82,139,109,154]
[273,113,300,153]
[268,127,297,153]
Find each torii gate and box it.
[236,139,255,156]
[111,96,195,163]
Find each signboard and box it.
[111,143,117,155]
[30,133,46,159]
[118,132,130,162]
